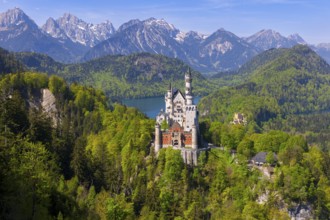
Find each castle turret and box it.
[185,69,193,105]
[155,123,161,153]
[192,124,198,149]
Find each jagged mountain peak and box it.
[45,17,56,23]
[142,17,178,32]
[43,17,69,40]
[248,29,284,41]
[4,7,24,15]
[179,31,207,44]
[56,13,89,28]
[0,7,38,30]
[42,12,115,47]
[212,28,238,37]
[60,13,81,23]
[144,17,171,25]
[3,7,25,17]
[117,19,141,32]
[101,20,112,25]
[117,17,178,33]
[62,12,75,18]
[217,27,227,32]
[186,31,206,38]
[206,28,242,42]
[260,29,279,34]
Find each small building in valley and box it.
[251,152,277,166]
[231,113,247,125]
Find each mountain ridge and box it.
[14,50,215,99]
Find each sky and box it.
[0,0,329,44]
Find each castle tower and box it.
[154,71,208,165]
[165,83,173,115]
[185,69,193,105]
[155,123,161,153]
[192,124,198,149]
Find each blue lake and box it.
[122,96,201,119]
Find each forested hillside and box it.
[0,47,25,75]
[199,45,330,150]
[15,52,215,99]
[1,45,330,219]
[1,72,329,219]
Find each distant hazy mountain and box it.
[0,8,88,63]
[42,13,115,47]
[312,43,330,65]
[245,29,306,51]
[245,29,330,66]
[198,28,260,71]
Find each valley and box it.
[122,96,201,118]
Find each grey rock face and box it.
[43,13,115,47]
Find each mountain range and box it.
[1,8,330,73]
[0,8,88,63]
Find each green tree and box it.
[237,138,255,158]
[265,151,275,165]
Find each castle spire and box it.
[165,82,173,115]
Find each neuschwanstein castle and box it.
[154,70,208,165]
